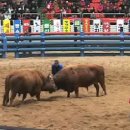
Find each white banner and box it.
[53,19,61,32]
[117,19,124,32]
[93,19,101,32]
[33,20,41,32]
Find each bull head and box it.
[43,74,57,93]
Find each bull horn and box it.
[47,73,53,79]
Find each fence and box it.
[3,13,126,20]
[0,32,130,58]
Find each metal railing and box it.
[0,32,130,58]
[1,12,126,20]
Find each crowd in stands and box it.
[0,0,39,20]
[0,0,130,20]
[42,0,130,19]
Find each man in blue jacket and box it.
[52,60,63,75]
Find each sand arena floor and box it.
[0,56,130,130]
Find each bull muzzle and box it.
[48,85,57,93]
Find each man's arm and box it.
[59,64,63,70]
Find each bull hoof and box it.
[2,104,6,106]
[9,104,15,107]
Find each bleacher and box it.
[0,0,128,20]
[40,0,127,19]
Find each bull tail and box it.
[3,76,11,106]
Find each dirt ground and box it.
[0,56,130,130]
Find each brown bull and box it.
[53,64,107,97]
[3,70,57,106]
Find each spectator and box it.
[52,60,63,75]
[97,3,103,13]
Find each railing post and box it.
[120,30,124,56]
[74,27,78,47]
[41,32,45,57]
[80,32,85,56]
[2,33,7,58]
[14,33,20,58]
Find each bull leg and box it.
[67,91,70,98]
[75,87,79,98]
[3,91,10,106]
[99,81,107,95]
[36,93,40,101]
[86,87,89,91]
[3,93,9,106]
[3,94,7,106]
[94,83,99,97]
[10,91,16,106]
[22,93,27,102]
[3,94,6,106]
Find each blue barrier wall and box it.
[0,32,130,58]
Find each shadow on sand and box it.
[8,95,65,107]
